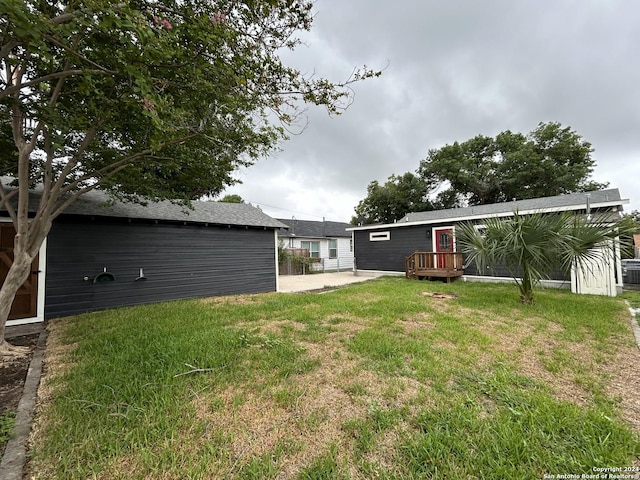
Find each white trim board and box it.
[2,218,47,327]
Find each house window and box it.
[329,239,337,259]
[301,241,320,258]
[369,231,390,242]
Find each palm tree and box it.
[456,211,627,304]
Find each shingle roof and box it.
[276,218,351,238]
[4,185,287,229]
[350,189,628,231]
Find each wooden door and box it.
[434,228,453,269]
[0,224,39,319]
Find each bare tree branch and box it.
[0,70,106,101]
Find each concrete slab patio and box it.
[278,271,383,293]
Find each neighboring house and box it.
[348,189,629,296]
[2,190,287,326]
[276,218,354,272]
[634,234,640,259]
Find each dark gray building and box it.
[3,191,287,326]
[349,189,628,296]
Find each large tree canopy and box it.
[418,122,608,207]
[619,210,640,259]
[0,0,378,353]
[351,172,442,225]
[353,122,607,225]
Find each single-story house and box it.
[276,218,354,272]
[2,190,287,326]
[348,189,629,296]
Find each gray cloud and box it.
[222,0,640,220]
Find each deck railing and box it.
[404,251,464,280]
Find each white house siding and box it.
[322,237,354,272]
[284,237,354,272]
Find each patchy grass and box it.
[621,289,640,309]
[28,278,640,479]
[0,409,16,450]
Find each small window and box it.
[329,239,337,259]
[369,231,390,242]
[438,231,452,250]
[301,241,320,258]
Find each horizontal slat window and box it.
[369,231,390,242]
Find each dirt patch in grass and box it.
[189,329,427,478]
[419,292,458,300]
[0,335,37,413]
[399,312,436,332]
[246,319,307,336]
[0,333,40,456]
[345,292,385,304]
[470,311,640,418]
[470,315,591,406]
[193,372,365,477]
[201,294,270,306]
[323,315,369,338]
[603,342,640,433]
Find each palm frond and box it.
[456,210,624,303]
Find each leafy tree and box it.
[457,212,625,304]
[418,122,608,206]
[0,1,379,354]
[219,194,245,204]
[619,210,640,259]
[0,116,16,174]
[352,172,435,225]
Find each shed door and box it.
[571,243,615,297]
[0,224,39,319]
[434,228,454,269]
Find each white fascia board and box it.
[278,234,349,240]
[347,199,629,232]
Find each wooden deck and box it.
[404,251,464,282]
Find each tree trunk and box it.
[0,248,35,357]
[519,264,535,304]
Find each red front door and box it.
[434,228,453,269]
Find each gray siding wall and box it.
[463,260,568,281]
[354,226,431,272]
[354,223,569,281]
[45,219,276,319]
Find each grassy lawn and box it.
[29,278,640,479]
[621,289,640,309]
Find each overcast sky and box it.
[221,0,639,222]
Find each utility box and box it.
[622,259,640,284]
